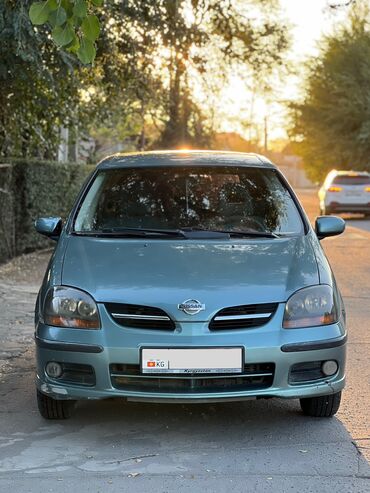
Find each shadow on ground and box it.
[0,351,368,485]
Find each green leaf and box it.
[91,0,103,6]
[77,37,96,64]
[70,14,83,27]
[47,0,58,10]
[48,7,67,27]
[52,23,75,46]
[65,33,80,53]
[29,1,51,25]
[81,14,100,41]
[73,0,87,18]
[61,0,74,16]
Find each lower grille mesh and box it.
[110,363,275,393]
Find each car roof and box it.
[329,170,370,176]
[97,150,276,170]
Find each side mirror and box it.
[315,216,345,240]
[35,217,63,241]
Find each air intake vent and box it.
[209,303,278,330]
[110,363,275,393]
[105,303,175,330]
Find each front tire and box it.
[37,389,76,419]
[300,391,341,417]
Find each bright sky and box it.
[281,0,350,56]
[215,0,351,145]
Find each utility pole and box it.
[263,115,268,153]
[138,99,146,151]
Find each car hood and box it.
[61,235,319,321]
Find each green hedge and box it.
[0,160,95,264]
[0,164,15,262]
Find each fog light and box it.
[321,360,338,376]
[45,361,63,379]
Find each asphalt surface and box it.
[0,189,369,492]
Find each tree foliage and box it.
[1,0,290,159]
[88,0,290,152]
[29,0,102,64]
[0,0,88,158]
[290,4,370,181]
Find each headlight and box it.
[283,285,338,329]
[43,286,100,329]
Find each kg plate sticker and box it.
[143,359,169,372]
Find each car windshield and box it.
[74,166,303,235]
[333,175,370,185]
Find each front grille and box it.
[110,363,275,393]
[209,303,278,330]
[105,303,175,330]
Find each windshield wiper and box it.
[181,227,280,239]
[73,227,280,240]
[219,229,280,239]
[74,227,187,238]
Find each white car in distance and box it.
[319,170,370,216]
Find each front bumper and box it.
[35,304,346,402]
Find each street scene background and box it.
[1,0,370,491]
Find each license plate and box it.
[346,192,361,197]
[141,347,243,374]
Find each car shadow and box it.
[0,364,369,479]
[59,396,359,452]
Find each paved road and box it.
[0,190,369,492]
[299,188,370,233]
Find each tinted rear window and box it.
[333,175,370,185]
[74,166,303,235]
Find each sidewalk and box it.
[0,250,51,373]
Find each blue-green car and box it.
[34,151,346,419]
